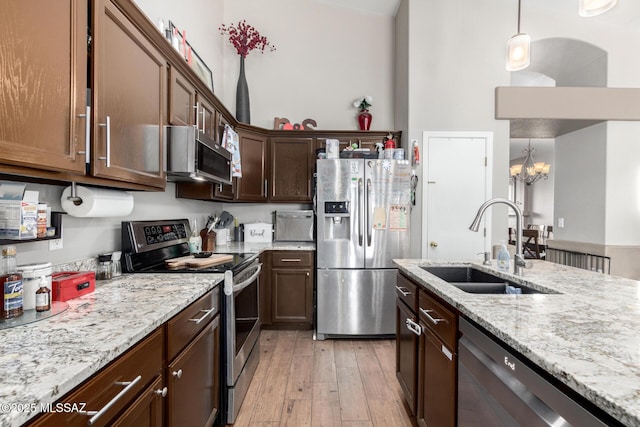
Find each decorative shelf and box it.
[0,211,64,245]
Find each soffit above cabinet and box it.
[496,86,640,138]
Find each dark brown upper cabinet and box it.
[270,137,315,202]
[234,128,269,202]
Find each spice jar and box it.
[35,278,51,312]
[96,254,113,280]
[18,262,52,311]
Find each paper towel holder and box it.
[66,182,83,206]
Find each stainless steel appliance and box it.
[458,318,617,426]
[315,159,412,339]
[121,219,261,424]
[274,210,314,242]
[165,126,232,185]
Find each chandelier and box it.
[509,140,551,185]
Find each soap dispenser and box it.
[497,240,511,271]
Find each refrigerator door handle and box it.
[358,178,364,246]
[367,178,373,247]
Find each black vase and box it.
[236,56,250,123]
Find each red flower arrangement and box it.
[219,20,276,58]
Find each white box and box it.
[244,222,273,242]
[0,182,39,239]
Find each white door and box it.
[422,132,492,259]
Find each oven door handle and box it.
[224,263,262,295]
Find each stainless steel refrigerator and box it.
[315,158,412,339]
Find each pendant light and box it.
[506,0,531,71]
[579,0,618,17]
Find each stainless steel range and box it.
[121,219,262,424]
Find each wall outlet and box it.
[558,218,565,228]
[49,238,63,251]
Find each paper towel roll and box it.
[61,186,134,217]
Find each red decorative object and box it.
[358,110,372,131]
[219,20,276,58]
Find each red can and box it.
[384,138,396,149]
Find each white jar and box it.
[17,262,52,311]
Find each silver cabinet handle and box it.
[264,179,268,198]
[218,183,223,192]
[194,102,200,130]
[406,318,421,336]
[200,106,206,134]
[188,307,215,324]
[77,105,91,164]
[155,387,168,398]
[420,308,445,325]
[395,286,412,296]
[280,258,302,262]
[98,115,111,167]
[82,375,142,425]
[172,369,183,379]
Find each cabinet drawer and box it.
[167,285,220,361]
[396,273,418,313]
[418,291,457,349]
[31,328,163,427]
[271,251,313,268]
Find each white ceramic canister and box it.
[17,262,52,311]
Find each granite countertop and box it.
[394,258,640,426]
[0,243,314,427]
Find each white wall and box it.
[219,0,395,131]
[554,124,607,244]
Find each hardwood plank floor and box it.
[228,330,413,427]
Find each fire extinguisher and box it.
[412,141,420,166]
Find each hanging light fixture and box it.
[506,0,531,71]
[579,0,618,17]
[510,140,551,185]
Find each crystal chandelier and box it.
[509,140,551,185]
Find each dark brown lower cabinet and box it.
[112,376,165,427]
[166,316,220,427]
[417,324,456,427]
[396,297,419,416]
[262,251,314,329]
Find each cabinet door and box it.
[234,130,268,201]
[396,299,419,416]
[270,137,315,202]
[169,67,196,127]
[259,251,272,327]
[92,0,166,189]
[417,325,456,427]
[111,376,165,427]
[0,0,87,174]
[197,95,216,140]
[167,316,220,427]
[271,268,313,325]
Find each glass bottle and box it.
[0,245,24,319]
[35,278,51,312]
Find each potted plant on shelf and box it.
[220,20,276,124]
[353,95,373,130]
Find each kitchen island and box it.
[395,258,640,426]
[0,242,313,427]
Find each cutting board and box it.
[165,254,234,269]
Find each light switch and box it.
[558,218,565,228]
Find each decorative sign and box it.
[273,117,317,130]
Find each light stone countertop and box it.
[0,243,314,427]
[394,258,640,427]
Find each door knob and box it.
[430,241,438,248]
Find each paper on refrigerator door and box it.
[389,205,408,231]
[372,207,386,229]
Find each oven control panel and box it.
[122,219,191,254]
[143,223,188,244]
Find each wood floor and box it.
[229,330,413,427]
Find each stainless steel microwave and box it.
[165,126,232,185]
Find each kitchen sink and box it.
[420,266,557,295]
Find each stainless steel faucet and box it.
[469,198,526,275]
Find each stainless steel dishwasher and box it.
[458,318,620,427]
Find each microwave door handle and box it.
[232,264,262,293]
